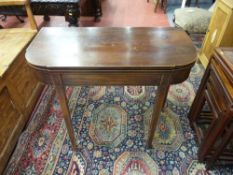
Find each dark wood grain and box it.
[25,27,197,150]
[26,27,196,69]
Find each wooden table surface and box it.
[0,28,36,77]
[26,27,196,69]
[26,27,197,149]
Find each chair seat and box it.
[174,7,211,34]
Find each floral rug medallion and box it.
[89,104,127,147]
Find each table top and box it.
[0,28,36,77]
[26,27,197,71]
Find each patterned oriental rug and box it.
[5,63,233,175]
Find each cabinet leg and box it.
[44,15,50,21]
[66,4,80,26]
[93,0,101,22]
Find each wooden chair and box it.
[0,0,37,30]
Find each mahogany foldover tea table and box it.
[25,27,197,150]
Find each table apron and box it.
[61,72,164,85]
[31,66,193,86]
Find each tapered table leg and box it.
[56,85,77,151]
[147,75,170,148]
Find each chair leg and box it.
[65,4,79,27]
[16,16,24,23]
[93,0,101,22]
[25,2,38,30]
[44,15,50,21]
[162,0,167,13]
[186,0,191,7]
[154,0,159,12]
[195,0,199,7]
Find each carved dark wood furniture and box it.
[0,0,38,30]
[188,47,233,168]
[80,0,102,21]
[25,27,196,150]
[0,0,80,26]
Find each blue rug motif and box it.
[6,63,233,175]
